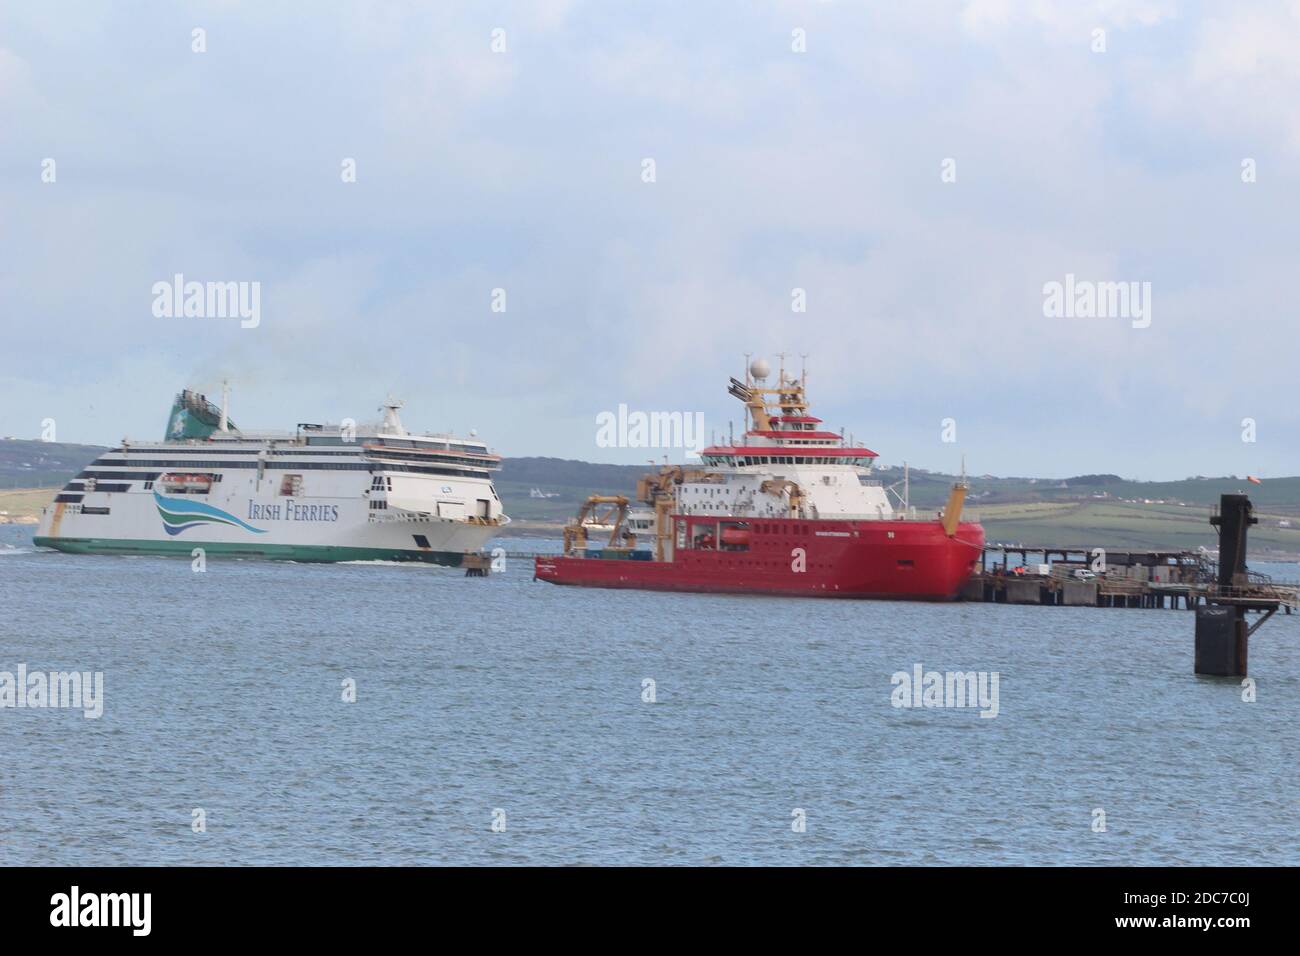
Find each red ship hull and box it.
[535,518,985,601]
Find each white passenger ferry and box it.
[34,388,508,564]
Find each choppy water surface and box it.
[2,524,1297,865]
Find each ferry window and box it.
[279,474,304,496]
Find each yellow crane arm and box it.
[941,484,967,536]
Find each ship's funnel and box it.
[166,389,235,440]
[380,397,407,436]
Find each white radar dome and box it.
[749,358,771,381]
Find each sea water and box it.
[2,524,1297,865]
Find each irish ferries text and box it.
[247,501,340,522]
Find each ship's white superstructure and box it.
[674,358,893,522]
[34,389,508,564]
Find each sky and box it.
[1,0,1297,480]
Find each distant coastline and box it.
[5,439,1300,557]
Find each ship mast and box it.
[379,396,407,436]
[728,355,817,434]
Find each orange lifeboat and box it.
[160,472,214,494]
[720,528,751,547]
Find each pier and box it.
[962,545,1299,612]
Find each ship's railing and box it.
[1178,582,1300,609]
[816,509,980,522]
[671,506,982,523]
[776,511,979,522]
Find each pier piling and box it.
[1194,605,1247,676]
[1194,494,1263,677]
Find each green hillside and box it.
[0,438,108,489]
[971,500,1300,556]
[885,468,1300,513]
[494,457,646,521]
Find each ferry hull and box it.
[32,536,477,566]
[34,486,500,564]
[535,520,984,601]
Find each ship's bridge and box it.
[766,415,823,431]
[698,444,878,469]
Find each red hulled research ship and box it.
[534,358,985,600]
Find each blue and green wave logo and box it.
[154,490,267,536]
